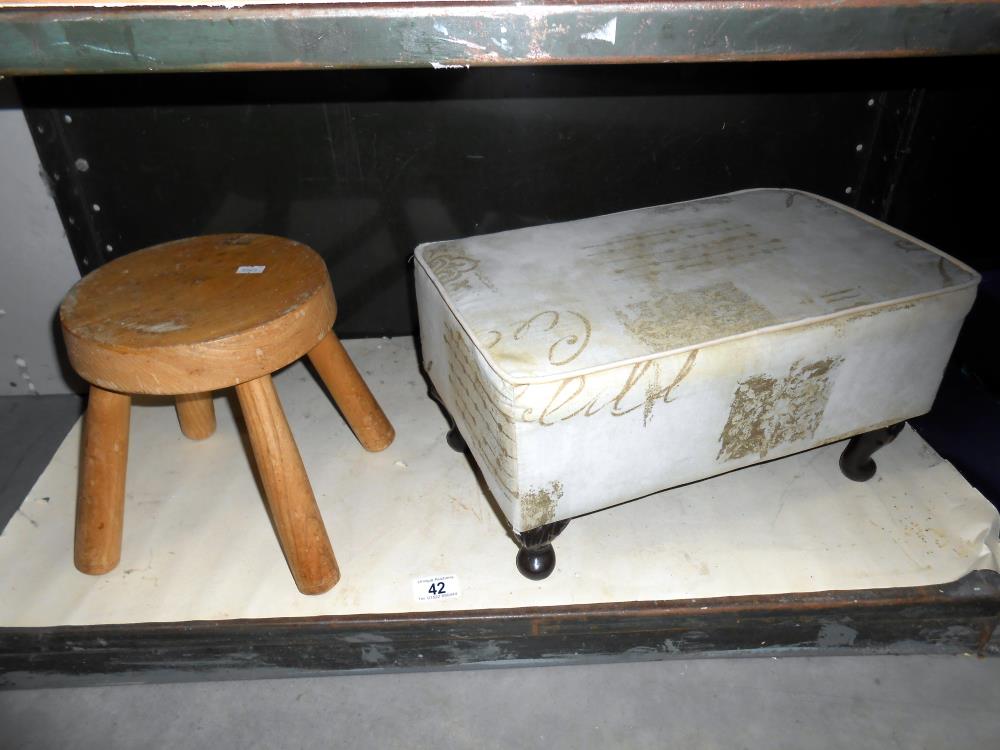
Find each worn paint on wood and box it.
[2,570,998,688]
[3,2,1000,75]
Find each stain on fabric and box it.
[717,355,844,461]
[425,243,495,294]
[584,218,783,286]
[820,287,871,312]
[615,282,776,351]
[444,324,518,499]
[520,480,563,529]
[823,300,917,337]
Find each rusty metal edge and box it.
[1,569,998,689]
[7,568,995,633]
[2,0,1000,74]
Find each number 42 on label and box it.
[413,574,460,602]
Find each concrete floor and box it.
[3,656,1000,749]
[2,394,1000,749]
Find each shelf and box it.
[2,1,1000,75]
[2,338,999,686]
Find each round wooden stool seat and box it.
[61,234,336,394]
[59,234,395,595]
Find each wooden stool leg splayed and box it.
[236,374,340,595]
[308,331,395,452]
[175,392,216,440]
[61,234,394,595]
[75,386,131,575]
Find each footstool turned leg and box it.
[75,386,131,575]
[307,331,395,452]
[445,426,468,454]
[236,374,340,595]
[426,386,467,453]
[175,392,216,440]
[839,422,906,482]
[515,520,570,580]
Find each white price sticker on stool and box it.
[413,574,460,602]
[236,265,266,274]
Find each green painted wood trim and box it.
[2,1,1000,75]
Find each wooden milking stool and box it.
[60,234,395,595]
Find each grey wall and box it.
[0,80,81,395]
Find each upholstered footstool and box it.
[415,189,980,579]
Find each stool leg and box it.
[175,392,216,440]
[236,374,340,595]
[307,331,395,452]
[75,386,131,575]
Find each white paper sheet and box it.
[0,337,996,627]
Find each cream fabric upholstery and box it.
[415,189,979,532]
